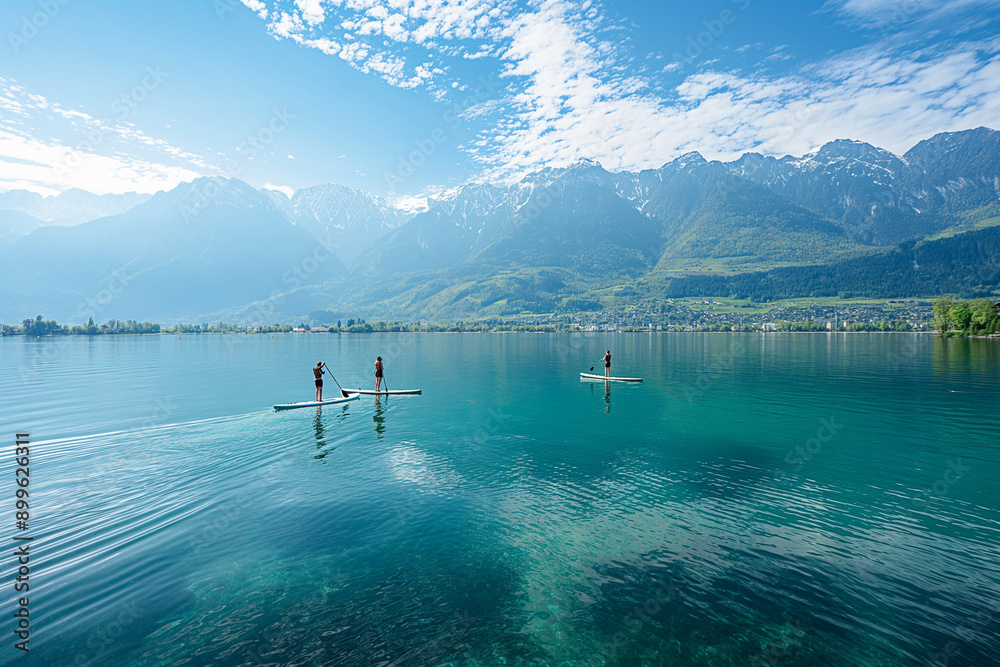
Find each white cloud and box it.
[0,78,208,195]
[270,11,305,38]
[305,37,340,55]
[243,0,506,90]
[0,128,201,195]
[295,0,326,25]
[263,183,295,197]
[385,192,429,213]
[236,0,1000,184]
[241,0,269,19]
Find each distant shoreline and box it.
[1,329,964,337]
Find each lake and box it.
[1,333,998,666]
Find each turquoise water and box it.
[1,333,998,666]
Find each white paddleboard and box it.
[352,389,422,395]
[273,393,360,410]
[580,372,643,383]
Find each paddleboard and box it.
[352,388,422,395]
[580,372,643,383]
[273,393,360,410]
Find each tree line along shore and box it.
[3,299,998,337]
[932,298,1000,337]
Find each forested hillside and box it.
[658,226,1000,300]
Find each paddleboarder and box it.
[603,350,612,378]
[313,361,325,401]
[374,356,384,392]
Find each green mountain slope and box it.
[657,226,1000,300]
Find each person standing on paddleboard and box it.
[374,356,384,392]
[603,350,612,377]
[314,361,325,401]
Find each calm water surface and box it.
[0,333,997,666]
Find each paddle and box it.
[322,363,350,398]
[589,357,604,372]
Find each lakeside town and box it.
[4,299,998,336]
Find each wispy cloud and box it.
[262,182,294,197]
[0,78,208,195]
[240,0,1000,182]
[824,0,1000,27]
[482,37,1000,178]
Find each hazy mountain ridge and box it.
[282,184,413,264]
[0,209,46,250]
[0,188,152,226]
[1,127,997,323]
[724,128,1000,244]
[0,178,346,322]
[353,182,533,275]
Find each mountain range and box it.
[1,127,998,324]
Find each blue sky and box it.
[1,0,998,202]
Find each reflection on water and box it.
[931,334,1000,382]
[588,379,613,412]
[604,381,611,413]
[373,396,386,438]
[313,407,329,459]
